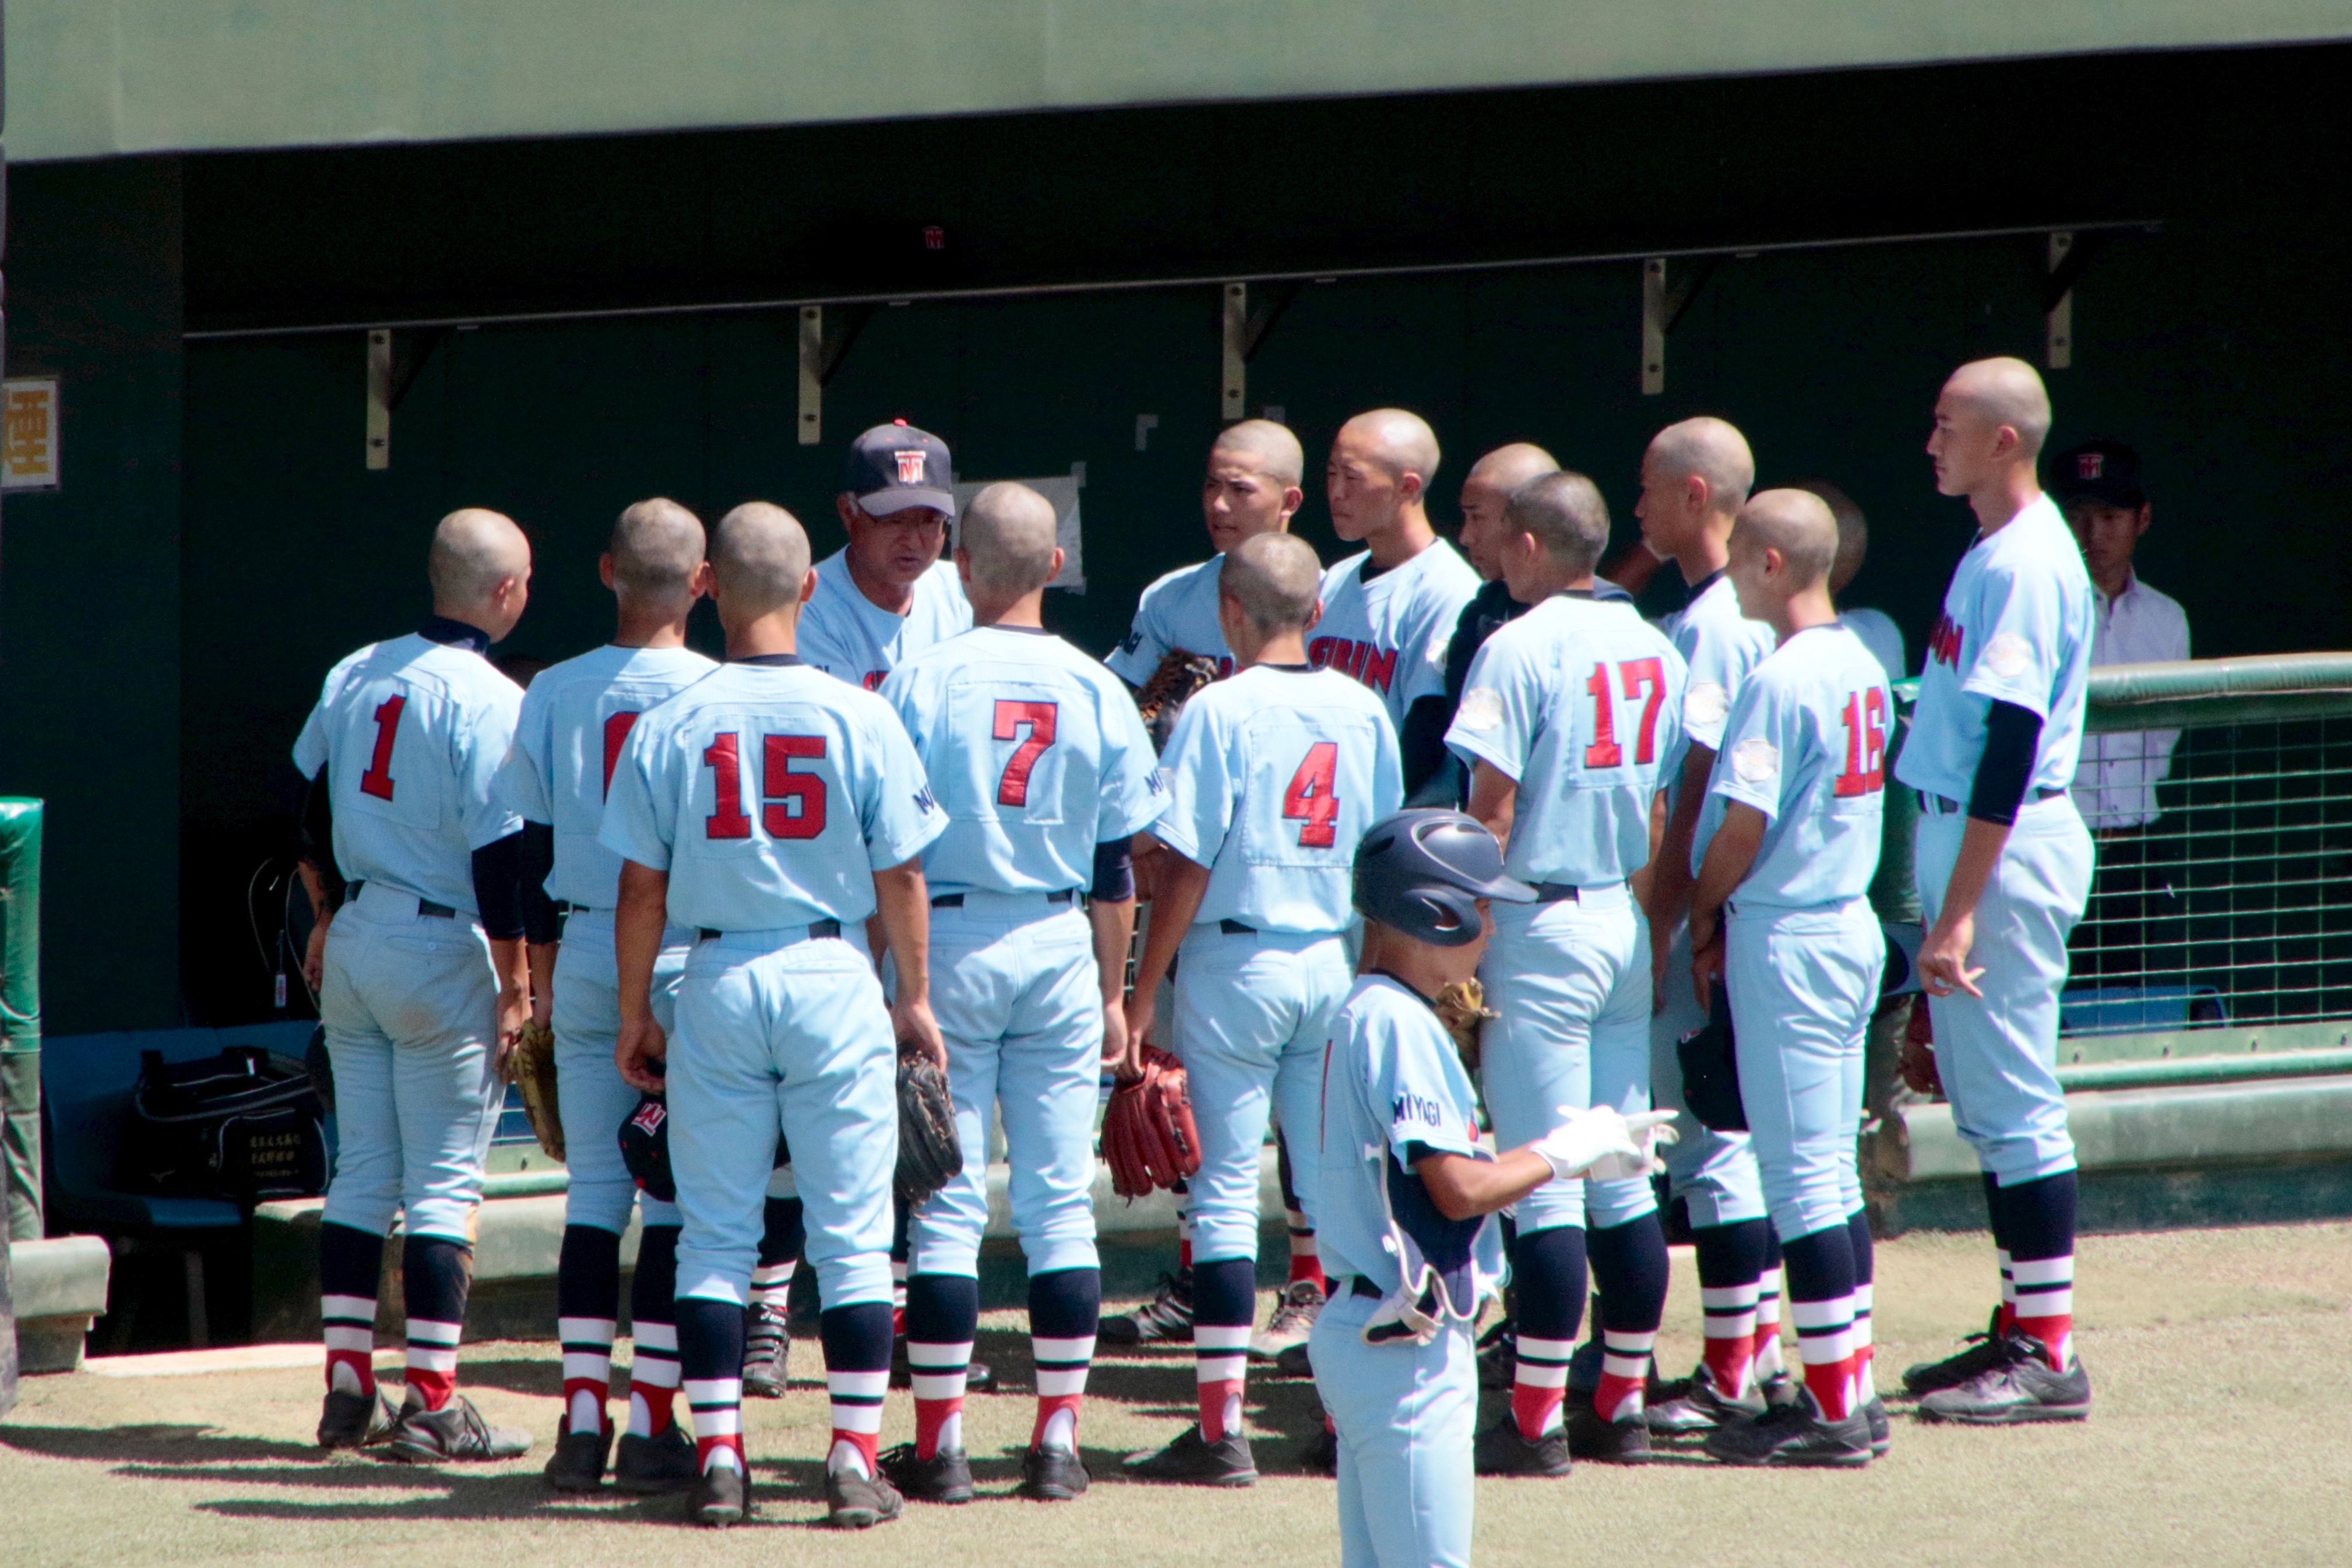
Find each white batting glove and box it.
[1531,1107,1681,1181]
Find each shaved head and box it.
[1734,488,1839,589]
[1646,418,1755,516]
[427,508,530,607]
[960,481,1061,598]
[1791,479,1868,592]
[1220,531,1322,635]
[1465,442,1558,493]
[1338,408,1442,487]
[1943,357,2052,456]
[711,502,812,621]
[609,497,705,601]
[1212,420,1305,488]
[1505,470,1611,574]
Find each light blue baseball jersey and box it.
[293,629,524,915]
[492,644,718,908]
[1446,596,1688,887]
[1695,623,1893,910]
[796,549,973,692]
[1315,975,1502,1296]
[1153,664,1403,934]
[1839,605,1908,683]
[599,657,946,931]
[1105,556,1237,685]
[881,624,1168,897]
[1896,495,2096,801]
[1310,540,1480,730]
[1661,570,1778,766]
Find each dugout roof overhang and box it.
[8,0,2350,164]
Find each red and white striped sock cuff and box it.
[828,1370,889,1435]
[406,1317,463,1375]
[1511,1336,1576,1390]
[1033,1334,1094,1398]
[1193,1324,1249,1386]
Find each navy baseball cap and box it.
[2052,440,2146,509]
[843,420,955,517]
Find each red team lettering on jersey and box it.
[1927,614,1964,670]
[1307,637,1399,694]
[1835,687,1889,797]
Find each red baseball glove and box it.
[1102,1045,1202,1200]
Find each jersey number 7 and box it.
[1583,658,1666,769]
[704,732,828,840]
[993,700,1058,808]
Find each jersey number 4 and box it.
[704,733,828,840]
[1583,658,1666,769]
[993,700,1058,808]
[1284,741,1342,848]
[1835,689,1889,797]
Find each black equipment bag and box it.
[117,1046,329,1204]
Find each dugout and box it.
[0,11,2347,1330]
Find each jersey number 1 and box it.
[1835,689,1889,797]
[993,700,1058,808]
[359,696,405,800]
[1583,658,1666,768]
[705,732,828,840]
[1284,741,1341,848]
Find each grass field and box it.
[6,1221,2352,1567]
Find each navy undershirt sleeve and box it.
[471,830,528,941]
[518,821,559,944]
[1967,699,2044,826]
[1400,695,1455,796]
[1091,838,1136,903]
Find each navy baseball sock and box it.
[904,1272,980,1458]
[1847,1210,1877,1402]
[1276,1134,1324,1289]
[890,1201,913,1325]
[1587,1214,1669,1423]
[1191,1257,1256,1442]
[402,1235,472,1411]
[1029,1267,1101,1452]
[1690,1217,1770,1398]
[751,1196,805,1320]
[319,1221,383,1397]
[557,1224,623,1434]
[820,1300,895,1475]
[1755,1225,1787,1379]
[677,1295,748,1474]
[1999,1171,2078,1368]
[628,1224,682,1436]
[1506,1224,1586,1438]
[1983,1170,2017,1330]
[1780,1223,1859,1419]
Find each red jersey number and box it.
[602,710,641,795]
[1582,658,1667,769]
[1835,688,1889,798]
[702,731,830,840]
[993,700,1058,808]
[358,695,405,801]
[1284,741,1342,849]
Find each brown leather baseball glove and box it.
[895,1045,964,1208]
[1102,1045,1202,1200]
[1135,649,1221,753]
[505,1019,564,1161]
[1432,978,1497,1071]
[1901,996,1944,1098]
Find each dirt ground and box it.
[6,1221,2351,1568]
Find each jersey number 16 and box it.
[1835,689,1889,797]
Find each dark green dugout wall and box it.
[5,44,2350,1033]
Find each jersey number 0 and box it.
[703,732,828,840]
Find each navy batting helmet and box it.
[1352,809,1534,947]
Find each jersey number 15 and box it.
[705,733,827,840]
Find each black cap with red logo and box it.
[843,420,956,517]
[2051,439,2146,509]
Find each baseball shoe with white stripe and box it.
[1098,1271,1194,1347]
[1706,1387,1872,1467]
[382,1394,533,1463]
[316,1389,399,1451]
[742,1304,791,1397]
[1249,1280,1325,1359]
[1916,1333,2090,1423]
[1900,1309,2010,1396]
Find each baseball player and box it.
[1445,471,1688,1474]
[1122,531,1404,1485]
[1633,418,1784,1432]
[876,483,1167,1504]
[600,501,948,1528]
[1801,480,1909,683]
[1685,490,1893,1466]
[1314,809,1675,1568]
[492,499,717,1492]
[1099,421,1323,1359]
[1316,410,1481,799]
[1896,358,2096,1423]
[750,419,974,1397]
[295,509,536,1463]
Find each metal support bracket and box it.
[365,330,391,468]
[1639,255,1721,395]
[798,302,879,445]
[2045,230,2107,370]
[1221,283,1248,422]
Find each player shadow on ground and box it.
[0,1422,321,1467]
[441,1356,565,1399]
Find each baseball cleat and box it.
[1296,1423,1337,1474]
[1900,1308,2010,1396]
[612,1423,699,1494]
[878,1442,974,1504]
[1760,1369,1800,1410]
[542,1418,612,1490]
[687,1462,752,1527]
[382,1393,534,1463]
[1473,1419,1571,1478]
[1865,1396,1892,1456]
[1098,1270,1195,1347]
[1124,1423,1258,1486]
[1274,1340,1314,1379]
[825,1463,906,1528]
[1644,1361,1765,1435]
[1706,1387,1873,1468]
[1019,1444,1092,1501]
[1915,1333,2090,1424]
[1249,1279,1326,1360]
[742,1303,791,1397]
[1565,1396,1653,1464]
[316,1389,399,1451]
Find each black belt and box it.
[697,919,842,942]
[1347,1275,1383,1301]
[1220,918,1257,935]
[348,882,455,919]
[931,890,1075,908]
[1920,787,2065,816]
[1532,883,1583,904]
